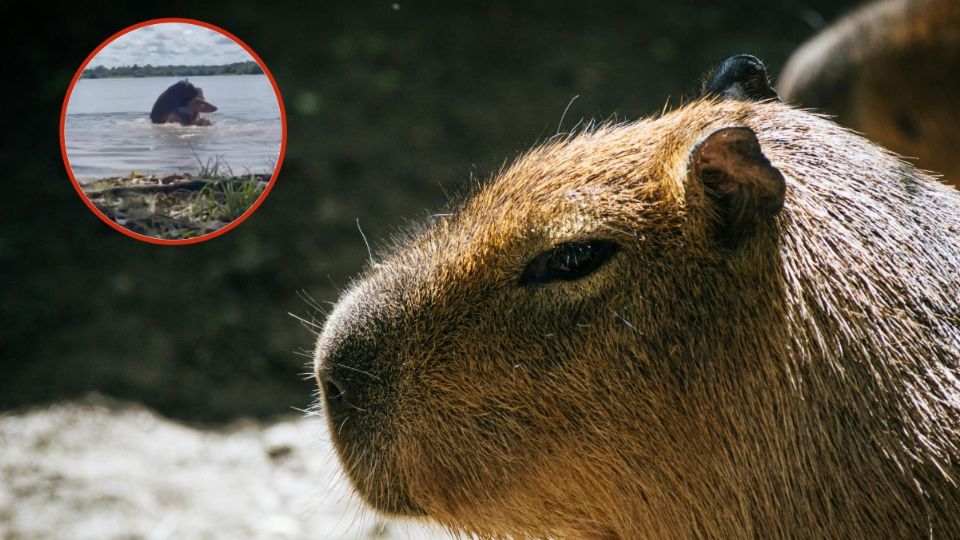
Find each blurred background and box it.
[2,1,862,538]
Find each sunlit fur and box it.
[779,0,960,186]
[315,98,960,538]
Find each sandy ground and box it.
[0,396,452,540]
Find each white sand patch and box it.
[0,396,452,540]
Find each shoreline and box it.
[80,171,269,239]
[78,73,268,81]
[81,61,264,80]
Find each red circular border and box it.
[59,18,288,245]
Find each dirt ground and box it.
[0,396,449,540]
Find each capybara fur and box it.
[779,0,960,186]
[314,56,960,538]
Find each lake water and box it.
[64,75,282,182]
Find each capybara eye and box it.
[519,240,619,287]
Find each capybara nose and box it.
[317,338,379,425]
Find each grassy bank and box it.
[81,167,269,240]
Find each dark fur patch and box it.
[701,55,780,102]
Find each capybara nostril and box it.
[319,370,354,422]
[323,379,344,406]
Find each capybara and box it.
[314,55,960,538]
[779,0,960,186]
[149,80,217,126]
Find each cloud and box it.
[90,22,255,68]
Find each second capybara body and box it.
[779,0,960,185]
[314,57,960,538]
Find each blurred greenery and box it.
[2,0,860,422]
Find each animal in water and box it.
[149,80,218,126]
[314,55,960,538]
[779,0,960,185]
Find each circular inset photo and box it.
[60,18,286,244]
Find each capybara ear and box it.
[701,54,780,102]
[690,126,786,248]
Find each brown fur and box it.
[779,0,960,186]
[314,97,960,538]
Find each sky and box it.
[89,23,255,68]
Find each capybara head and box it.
[314,55,960,538]
[149,80,217,124]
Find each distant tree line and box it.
[81,61,264,79]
